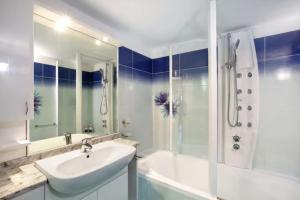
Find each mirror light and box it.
[54,16,71,32]
[95,40,102,46]
[0,62,9,72]
[103,36,109,42]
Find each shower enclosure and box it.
[216,0,300,199]
[141,40,213,198]
[141,0,300,199]
[170,45,209,158]
[139,2,214,199]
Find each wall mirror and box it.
[28,12,118,155]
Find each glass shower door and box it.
[171,44,209,158]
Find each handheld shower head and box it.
[99,68,108,84]
[234,39,240,51]
[99,68,104,77]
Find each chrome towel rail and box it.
[34,123,57,128]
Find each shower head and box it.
[234,39,240,51]
[99,68,104,76]
[99,68,108,84]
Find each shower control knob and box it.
[237,89,242,94]
[247,105,252,111]
[233,143,240,150]
[248,72,253,78]
[247,89,252,94]
[247,122,252,127]
[233,135,241,142]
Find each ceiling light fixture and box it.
[54,16,71,32]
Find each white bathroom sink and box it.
[35,141,136,194]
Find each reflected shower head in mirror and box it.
[100,64,109,115]
[99,67,108,84]
[233,39,240,52]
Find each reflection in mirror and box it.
[28,13,117,154]
[80,56,116,136]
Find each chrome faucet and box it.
[64,132,72,145]
[81,138,93,153]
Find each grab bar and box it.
[34,123,57,128]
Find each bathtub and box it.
[218,164,300,200]
[138,150,215,200]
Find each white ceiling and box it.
[217,0,300,34]
[51,0,300,58]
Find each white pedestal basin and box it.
[35,141,136,194]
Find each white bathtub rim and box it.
[138,170,216,200]
[218,163,300,183]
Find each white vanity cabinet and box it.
[45,171,128,200]
[11,186,44,200]
[0,0,34,121]
[80,173,128,200]
[97,172,128,200]
[81,191,98,200]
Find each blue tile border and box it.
[252,29,300,76]
[34,76,43,84]
[254,37,265,61]
[119,65,132,79]
[59,79,76,87]
[132,68,152,82]
[264,54,300,73]
[69,69,76,81]
[153,72,169,82]
[153,56,169,73]
[43,77,56,85]
[59,66,76,81]
[180,49,208,69]
[119,46,152,73]
[58,67,69,80]
[34,62,43,76]
[119,64,152,82]
[133,51,152,73]
[43,64,56,78]
[82,70,103,88]
[152,48,209,75]
[265,29,300,59]
[120,29,300,84]
[119,46,133,67]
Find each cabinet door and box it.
[81,191,97,200]
[12,186,44,200]
[98,173,128,200]
[0,0,34,121]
